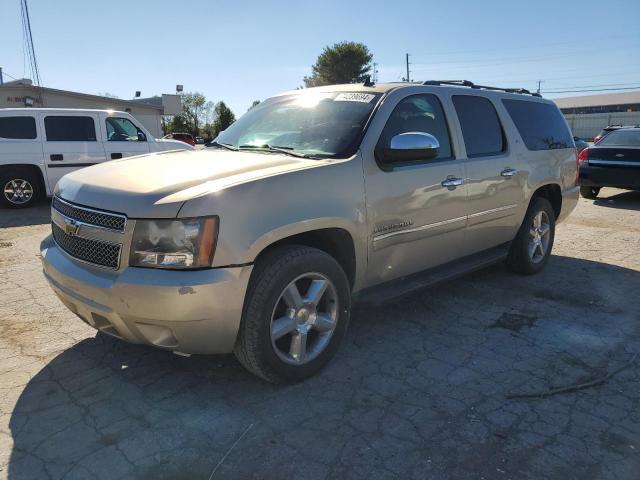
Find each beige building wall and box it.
[0,85,164,137]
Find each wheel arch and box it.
[530,183,562,219]
[0,163,48,198]
[252,226,359,291]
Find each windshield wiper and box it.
[238,144,316,159]
[206,141,238,151]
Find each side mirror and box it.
[376,132,440,165]
[137,132,147,142]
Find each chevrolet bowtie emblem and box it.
[62,217,80,236]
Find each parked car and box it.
[40,81,578,383]
[578,126,640,199]
[163,132,196,146]
[0,108,193,208]
[593,125,625,144]
[573,136,589,152]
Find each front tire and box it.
[580,186,600,199]
[0,168,41,208]
[234,245,351,384]
[507,197,556,275]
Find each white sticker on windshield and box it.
[334,93,376,103]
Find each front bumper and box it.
[579,164,640,189]
[40,235,253,354]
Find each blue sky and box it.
[1,0,639,115]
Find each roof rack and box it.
[422,80,542,97]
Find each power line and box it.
[20,0,41,86]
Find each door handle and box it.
[441,177,464,188]
[501,168,517,177]
[50,154,63,161]
[111,153,123,159]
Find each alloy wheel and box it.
[528,210,551,263]
[3,179,34,205]
[270,272,339,365]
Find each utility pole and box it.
[0,67,3,85]
[372,62,379,84]
[405,53,411,83]
[536,80,544,94]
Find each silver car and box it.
[40,81,579,383]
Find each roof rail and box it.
[422,80,542,97]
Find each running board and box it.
[354,243,510,306]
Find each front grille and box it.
[53,197,126,232]
[52,222,121,269]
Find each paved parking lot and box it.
[0,188,639,480]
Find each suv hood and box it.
[55,149,328,218]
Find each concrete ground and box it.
[0,188,639,480]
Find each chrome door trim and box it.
[467,204,518,219]
[373,216,467,242]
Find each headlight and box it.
[129,217,218,269]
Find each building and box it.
[552,90,640,140]
[0,79,181,138]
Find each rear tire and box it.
[0,167,42,208]
[234,245,351,384]
[580,186,600,199]
[507,197,556,275]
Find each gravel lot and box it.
[1,188,639,480]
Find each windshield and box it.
[597,129,640,146]
[214,91,382,158]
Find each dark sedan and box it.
[578,127,640,199]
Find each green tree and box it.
[248,100,261,111]
[181,92,207,135]
[212,102,236,137]
[304,41,373,87]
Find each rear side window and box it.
[502,99,572,151]
[0,116,37,139]
[452,95,505,157]
[44,116,97,141]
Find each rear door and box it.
[101,113,150,160]
[40,113,106,190]
[450,94,525,255]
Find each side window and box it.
[44,116,97,141]
[106,117,145,142]
[502,99,573,151]
[0,116,37,139]
[378,94,453,161]
[452,95,505,157]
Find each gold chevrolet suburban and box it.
[40,80,579,383]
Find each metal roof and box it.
[552,90,640,109]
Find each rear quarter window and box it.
[0,116,37,139]
[502,99,572,151]
[44,116,97,141]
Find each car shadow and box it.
[6,255,640,479]
[0,200,51,227]
[593,189,640,211]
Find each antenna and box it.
[20,0,41,86]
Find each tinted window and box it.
[378,94,453,160]
[453,95,504,157]
[0,116,37,139]
[502,99,572,151]
[106,117,145,141]
[597,129,640,146]
[45,116,97,141]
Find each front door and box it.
[40,113,107,192]
[363,92,468,284]
[101,114,150,160]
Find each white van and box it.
[0,108,193,208]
